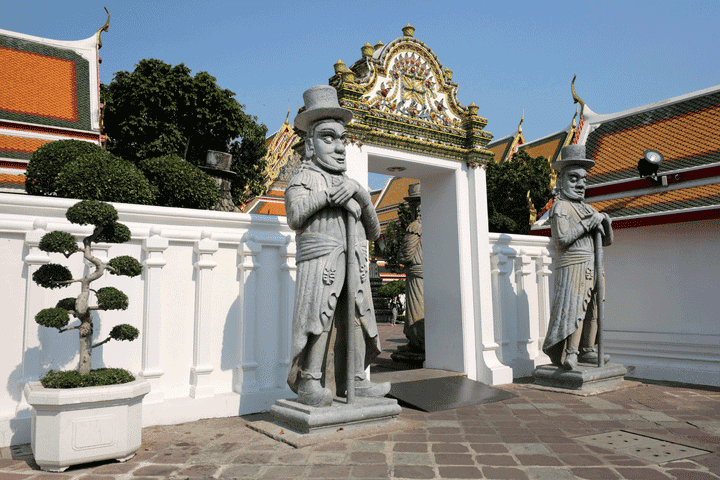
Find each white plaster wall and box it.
[488,233,553,378]
[0,194,296,447]
[603,219,720,386]
[1,190,717,447]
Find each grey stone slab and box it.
[533,403,565,410]
[505,444,552,454]
[389,375,517,412]
[631,410,679,422]
[688,420,720,435]
[579,397,623,410]
[532,363,627,394]
[526,466,578,479]
[269,397,401,436]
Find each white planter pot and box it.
[23,377,150,472]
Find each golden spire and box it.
[571,74,585,112]
[518,107,524,133]
[95,7,110,50]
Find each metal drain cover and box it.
[575,430,710,463]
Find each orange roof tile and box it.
[590,183,720,218]
[0,173,25,184]
[586,92,720,185]
[520,131,569,163]
[375,177,419,211]
[0,134,51,154]
[255,201,286,216]
[486,137,512,163]
[0,47,77,122]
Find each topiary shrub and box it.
[138,155,221,209]
[33,200,142,381]
[55,150,154,205]
[25,140,104,196]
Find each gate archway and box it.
[325,25,513,385]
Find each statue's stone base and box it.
[532,363,628,395]
[390,348,425,366]
[270,397,401,435]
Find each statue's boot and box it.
[563,350,578,370]
[578,347,610,364]
[351,326,390,397]
[355,377,391,398]
[297,376,333,407]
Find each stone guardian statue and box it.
[401,184,424,352]
[542,145,613,370]
[285,85,390,406]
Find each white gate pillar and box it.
[467,165,513,385]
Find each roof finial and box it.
[572,105,578,128]
[518,107,524,132]
[571,74,585,112]
[96,7,110,50]
[285,101,291,124]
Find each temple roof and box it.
[374,176,420,228]
[532,83,720,232]
[240,116,302,216]
[0,15,107,193]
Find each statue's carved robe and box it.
[542,198,611,365]
[402,219,424,350]
[285,164,381,393]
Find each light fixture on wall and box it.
[387,166,406,173]
[638,150,668,186]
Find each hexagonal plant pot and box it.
[23,377,150,472]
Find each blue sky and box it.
[4,0,720,190]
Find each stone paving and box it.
[0,324,718,479]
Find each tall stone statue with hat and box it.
[285,85,390,406]
[542,144,613,370]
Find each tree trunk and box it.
[78,317,93,375]
[76,288,93,375]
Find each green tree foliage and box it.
[32,264,73,289]
[56,150,154,205]
[38,231,78,258]
[32,200,141,378]
[25,140,103,196]
[138,155,221,209]
[378,280,406,298]
[485,150,553,234]
[378,202,413,274]
[102,58,268,206]
[66,199,118,226]
[35,308,70,330]
[108,256,142,277]
[41,368,134,389]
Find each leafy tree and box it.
[55,149,154,205]
[485,150,553,234]
[101,58,268,206]
[378,280,405,299]
[378,202,413,274]
[138,155,220,209]
[33,200,141,378]
[25,140,103,196]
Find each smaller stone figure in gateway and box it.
[402,184,424,351]
[285,85,390,407]
[542,145,613,370]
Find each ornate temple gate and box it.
[328,26,513,385]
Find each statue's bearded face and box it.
[306,119,347,173]
[559,166,588,201]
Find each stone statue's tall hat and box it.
[552,144,595,172]
[294,85,353,132]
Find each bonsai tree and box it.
[32,200,142,383]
